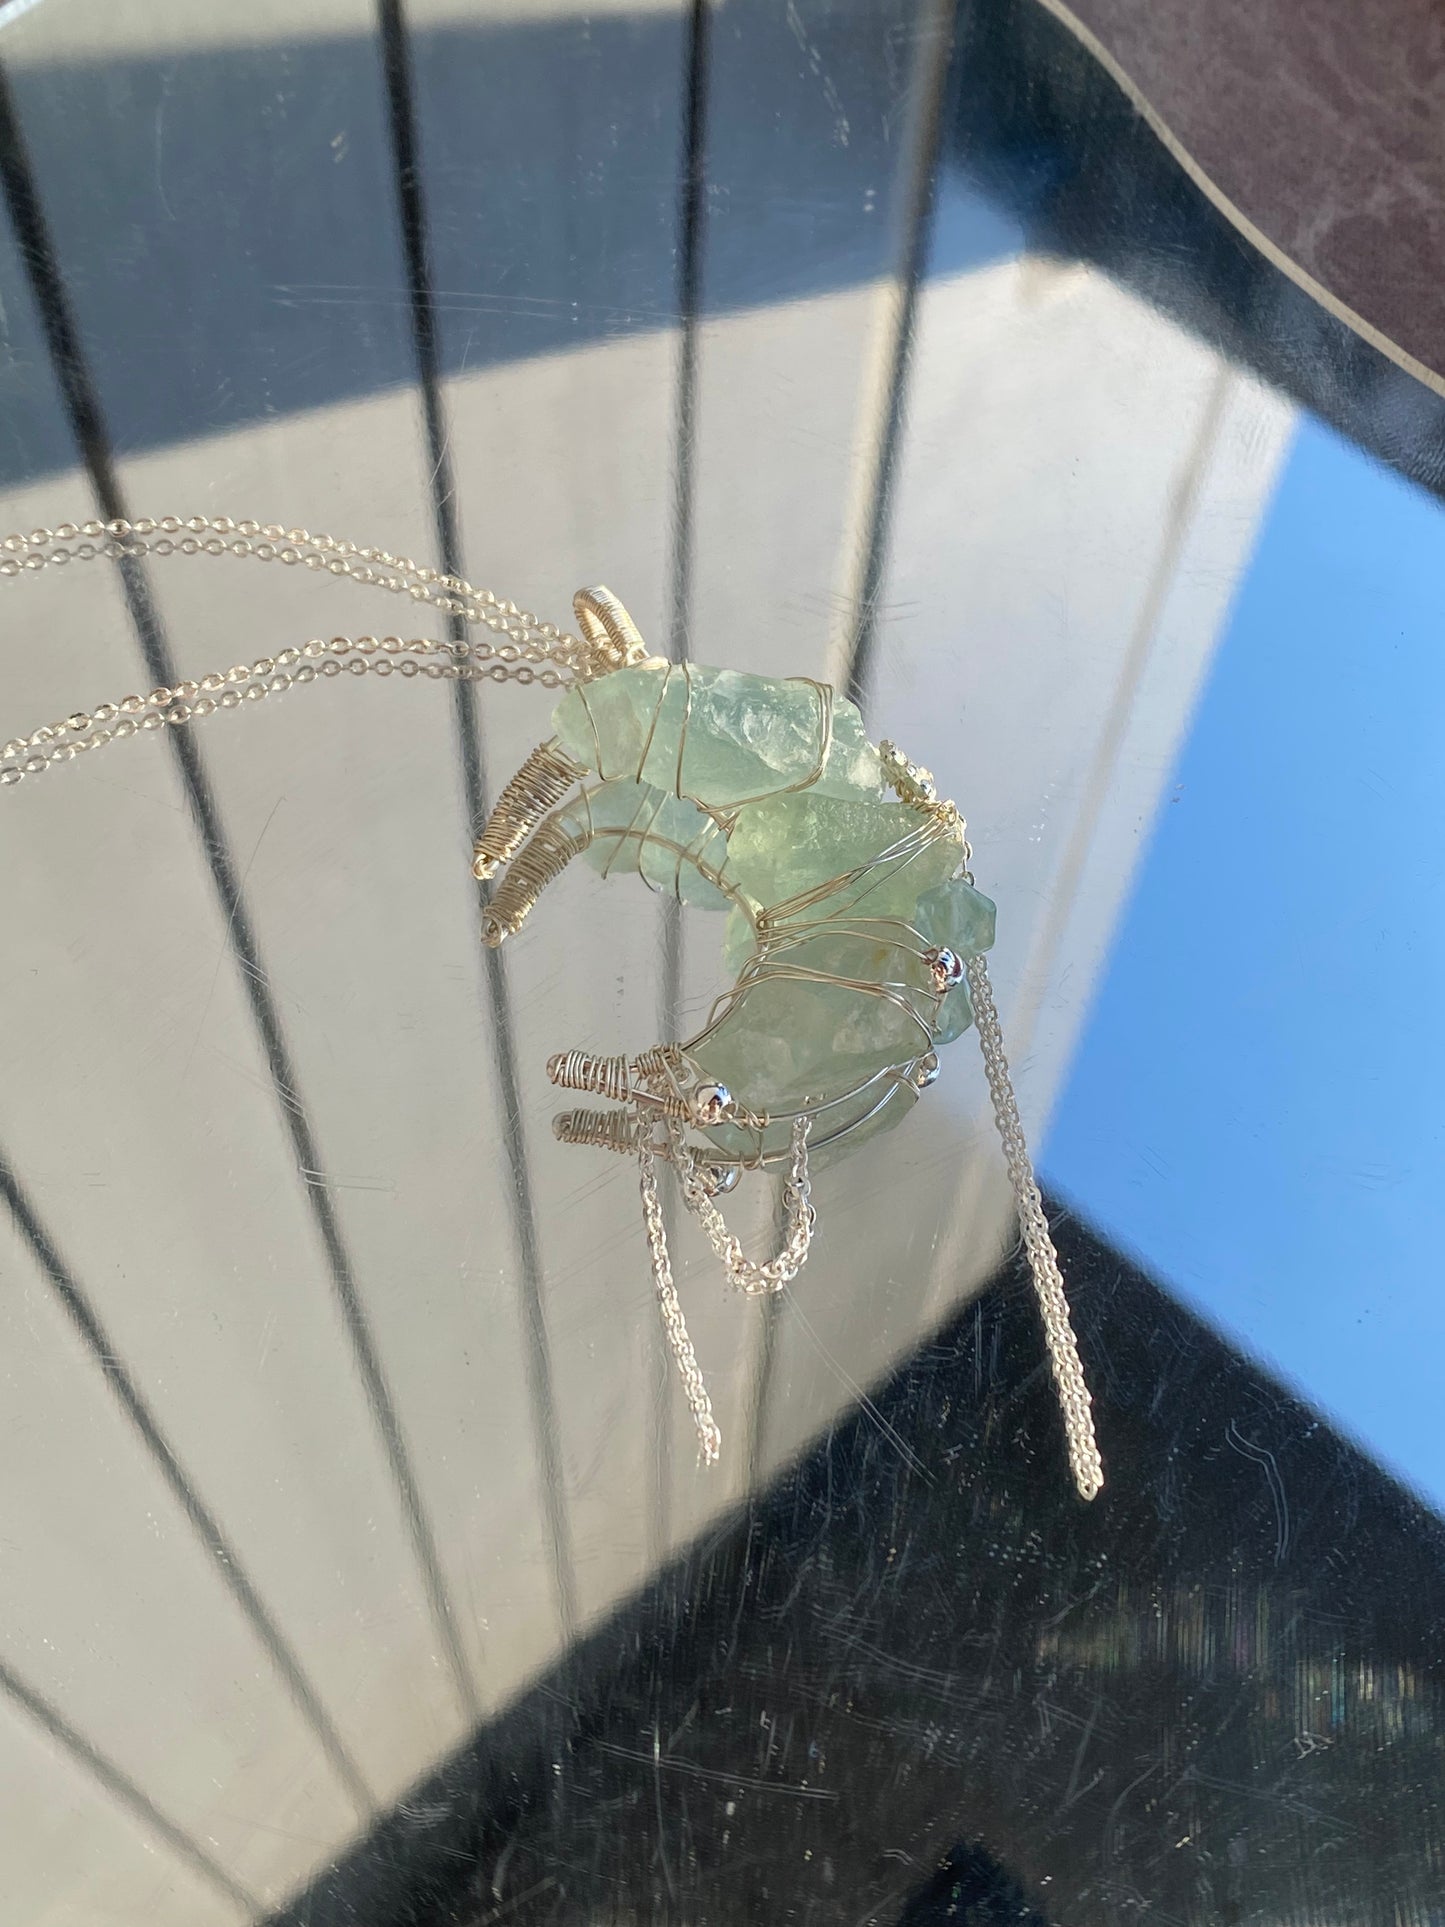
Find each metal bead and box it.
[692,1081,734,1126]
[925,945,966,993]
[701,1164,741,1196]
[913,1051,941,1089]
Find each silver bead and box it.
[913,1051,941,1089]
[701,1163,741,1196]
[925,945,965,993]
[692,1081,734,1126]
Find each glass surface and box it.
[0,1,1440,1922]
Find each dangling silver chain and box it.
[637,1137,724,1466]
[965,954,1104,1502]
[676,1117,815,1298]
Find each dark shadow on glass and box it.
[375,0,576,1656]
[0,1149,373,1828]
[0,1651,261,1914]
[265,1207,1445,1927]
[0,46,478,1730]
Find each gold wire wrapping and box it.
[546,1049,634,1104]
[481,811,591,946]
[572,586,652,674]
[552,1107,645,1154]
[632,1042,687,1087]
[472,737,587,880]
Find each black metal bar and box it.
[842,0,959,710]
[668,0,713,666]
[0,1654,261,1913]
[0,56,477,1720]
[0,1154,374,1817]
[375,0,577,1640]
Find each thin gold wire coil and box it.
[546,1045,700,1120]
[552,1108,643,1154]
[472,737,584,880]
[547,1049,632,1102]
[633,1043,686,1088]
[482,816,590,947]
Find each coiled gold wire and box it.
[552,1107,643,1153]
[471,737,585,880]
[481,814,590,946]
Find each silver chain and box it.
[965,952,1104,1502]
[637,1118,813,1464]
[638,1137,723,1465]
[0,514,581,652]
[0,515,595,788]
[677,1118,815,1297]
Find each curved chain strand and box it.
[0,515,609,787]
[0,633,571,789]
[677,1117,815,1296]
[0,515,587,660]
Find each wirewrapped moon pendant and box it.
[476,587,992,1161]
[472,588,1101,1499]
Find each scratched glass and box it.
[0,1,1439,1923]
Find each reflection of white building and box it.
[0,10,1290,1919]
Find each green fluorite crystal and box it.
[559,780,730,910]
[553,661,882,810]
[548,661,995,1160]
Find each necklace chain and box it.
[0,514,596,788]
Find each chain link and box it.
[0,514,585,654]
[964,952,1104,1502]
[638,1115,813,1463]
[0,633,572,790]
[676,1118,815,1297]
[0,515,600,788]
[638,1137,723,1465]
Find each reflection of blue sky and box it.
[928,179,1023,281]
[1044,415,1445,1511]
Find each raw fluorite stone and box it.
[559,780,730,911]
[695,929,936,1111]
[721,789,962,914]
[553,661,882,811]
[547,661,996,1159]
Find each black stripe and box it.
[376,0,577,1640]
[842,0,958,710]
[648,0,717,1548]
[0,55,476,1724]
[668,0,713,664]
[0,1654,261,1913]
[0,1156,375,1815]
